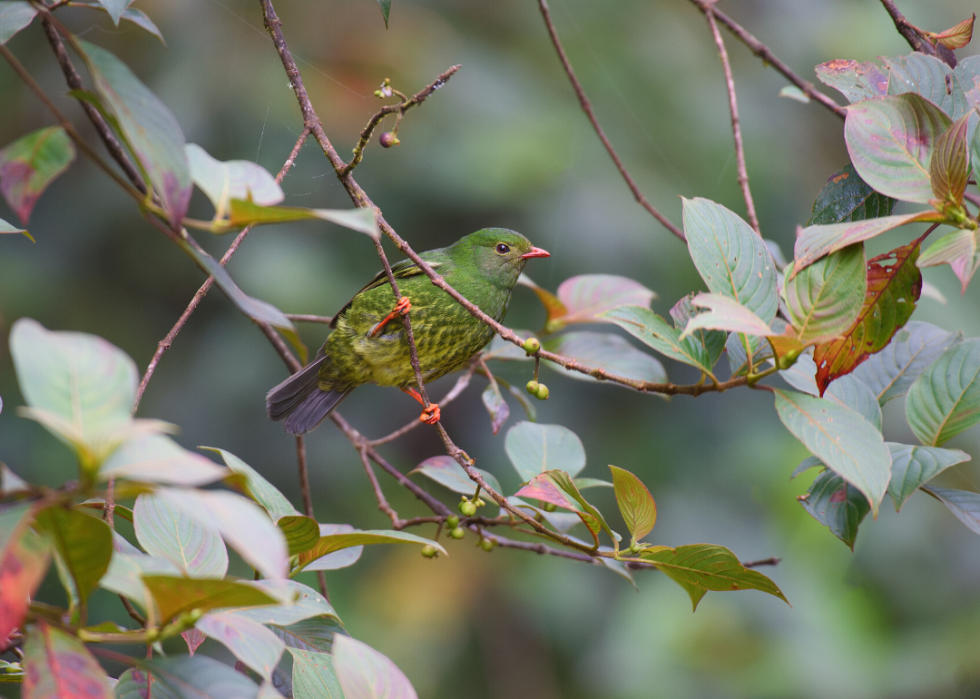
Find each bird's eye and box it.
[496,243,510,254]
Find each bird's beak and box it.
[521,247,550,259]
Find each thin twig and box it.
[879,0,931,53]
[296,435,329,599]
[536,0,685,242]
[687,1,844,118]
[742,556,780,568]
[133,129,309,411]
[358,448,400,526]
[119,597,146,626]
[705,7,760,234]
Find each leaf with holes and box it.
[852,321,962,403]
[798,469,870,549]
[806,163,897,226]
[34,506,112,613]
[334,634,417,699]
[845,93,951,203]
[599,305,716,377]
[815,59,888,103]
[0,503,49,644]
[682,197,778,324]
[481,381,510,436]
[930,113,971,205]
[504,421,586,481]
[409,455,501,495]
[774,389,892,516]
[134,492,228,578]
[23,622,111,699]
[812,236,924,395]
[294,531,446,574]
[905,338,980,446]
[783,245,867,344]
[609,465,656,543]
[888,443,970,511]
[637,544,788,611]
[196,612,285,681]
[542,332,667,386]
[142,576,280,624]
[0,127,75,224]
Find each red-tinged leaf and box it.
[930,114,971,205]
[933,14,975,50]
[22,622,112,699]
[181,627,206,656]
[815,59,889,103]
[812,236,924,395]
[0,503,50,647]
[515,470,617,547]
[520,274,656,333]
[609,465,656,542]
[783,245,868,344]
[0,127,75,224]
[918,229,979,293]
[481,381,510,436]
[798,470,869,549]
[515,473,579,511]
[334,635,418,699]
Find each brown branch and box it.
[742,556,780,568]
[295,435,328,598]
[358,447,400,526]
[536,0,685,242]
[705,7,760,234]
[133,129,309,411]
[688,1,844,118]
[879,0,932,54]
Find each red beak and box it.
[521,247,550,259]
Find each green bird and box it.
[267,228,550,434]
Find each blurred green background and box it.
[3,1,980,697]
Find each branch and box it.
[879,0,932,54]
[536,0,685,242]
[705,6,760,234]
[687,1,843,118]
[357,447,400,526]
[295,435,329,598]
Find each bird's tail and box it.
[266,355,353,435]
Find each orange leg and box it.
[369,296,412,338]
[401,387,441,424]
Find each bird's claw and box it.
[419,403,441,425]
[369,296,412,338]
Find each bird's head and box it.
[451,228,550,289]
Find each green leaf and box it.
[101,435,228,485]
[481,381,510,435]
[334,634,418,699]
[0,503,50,642]
[196,612,285,681]
[930,113,971,204]
[151,487,288,579]
[0,2,36,45]
[506,496,583,533]
[34,506,112,611]
[78,41,191,228]
[9,318,139,468]
[134,492,228,578]
[599,305,716,377]
[114,668,180,699]
[778,350,819,394]
[187,144,283,222]
[376,0,391,28]
[905,338,980,446]
[679,292,772,339]
[782,245,867,344]
[851,321,962,403]
[824,375,882,431]
[774,389,892,516]
[574,477,613,490]
[812,236,924,395]
[229,580,338,627]
[409,455,502,495]
[278,516,320,556]
[142,575,280,624]
[504,421,586,481]
[778,85,810,103]
[99,551,180,609]
[917,228,979,293]
[791,211,940,275]
[227,199,380,240]
[271,615,347,653]
[670,294,726,369]
[0,127,75,224]
[609,465,656,543]
[806,163,897,226]
[885,54,980,120]
[542,332,667,386]
[23,622,112,699]
[71,3,166,45]
[682,197,778,324]
[295,530,446,574]
[923,485,980,534]
[637,544,789,611]
[95,0,132,25]
[798,469,869,550]
[844,93,951,204]
[205,448,298,521]
[140,655,262,699]
[515,470,617,546]
[887,443,970,511]
[814,59,888,103]
[288,648,345,699]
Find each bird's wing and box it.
[329,258,443,328]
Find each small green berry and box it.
[450,527,465,540]
[534,383,550,400]
[526,380,540,395]
[459,501,477,517]
[446,515,460,529]
[421,545,438,558]
[523,337,541,354]
[373,90,384,98]
[475,498,486,508]
[480,538,495,552]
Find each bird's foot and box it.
[420,403,441,425]
[369,296,412,338]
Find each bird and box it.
[266,228,550,435]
